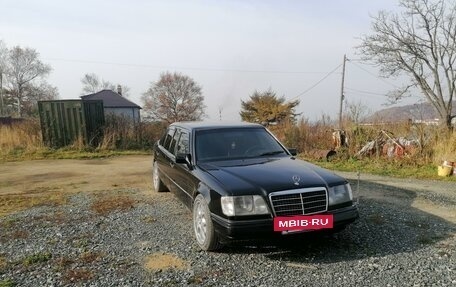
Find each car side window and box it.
[169,129,181,153]
[163,127,175,150]
[175,132,189,155]
[159,129,167,146]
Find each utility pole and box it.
[339,54,347,129]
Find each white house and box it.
[81,87,141,123]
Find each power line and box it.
[288,63,343,101]
[345,87,387,97]
[348,61,399,88]
[43,57,331,75]
[345,91,387,100]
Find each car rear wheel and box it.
[193,194,222,251]
[153,162,168,192]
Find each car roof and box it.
[170,121,264,131]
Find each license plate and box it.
[273,214,333,232]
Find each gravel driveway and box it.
[0,156,455,286]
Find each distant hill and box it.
[365,101,456,123]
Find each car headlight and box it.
[221,195,270,216]
[328,183,353,205]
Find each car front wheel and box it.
[153,161,168,192]
[193,194,222,251]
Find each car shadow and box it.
[222,179,456,264]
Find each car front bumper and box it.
[211,204,359,241]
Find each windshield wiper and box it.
[258,150,285,156]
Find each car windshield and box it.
[195,127,286,162]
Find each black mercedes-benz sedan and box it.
[153,122,359,251]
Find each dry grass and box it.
[98,115,166,150]
[10,230,29,240]
[432,131,456,164]
[0,256,7,270]
[142,215,157,223]
[0,192,67,217]
[56,256,75,268]
[0,120,44,158]
[79,251,102,264]
[90,195,135,216]
[268,118,455,179]
[144,253,188,271]
[0,118,162,161]
[32,211,66,225]
[54,251,104,282]
[0,120,42,150]
[0,117,165,161]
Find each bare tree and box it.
[141,72,206,123]
[21,81,59,116]
[81,73,115,94]
[345,100,370,125]
[359,0,456,131]
[0,40,7,116]
[81,73,130,97]
[5,46,51,117]
[240,89,300,125]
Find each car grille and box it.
[269,188,328,216]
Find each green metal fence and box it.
[38,100,105,148]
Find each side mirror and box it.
[287,148,297,156]
[176,153,193,169]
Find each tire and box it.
[193,194,222,251]
[153,161,168,192]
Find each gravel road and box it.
[0,156,455,286]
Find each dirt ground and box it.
[0,156,153,196]
[0,156,154,216]
[0,155,454,222]
[1,155,455,286]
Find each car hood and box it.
[198,157,346,196]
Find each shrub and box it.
[98,115,166,150]
[432,130,456,164]
[0,119,43,158]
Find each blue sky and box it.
[1,0,414,121]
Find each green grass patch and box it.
[0,192,67,217]
[22,252,52,266]
[0,279,16,287]
[306,156,456,181]
[0,148,151,163]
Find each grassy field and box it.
[0,120,153,162]
[1,119,455,180]
[309,156,456,181]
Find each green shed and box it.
[38,100,105,148]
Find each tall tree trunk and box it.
[445,115,454,132]
[17,85,22,117]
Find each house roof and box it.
[81,90,141,109]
